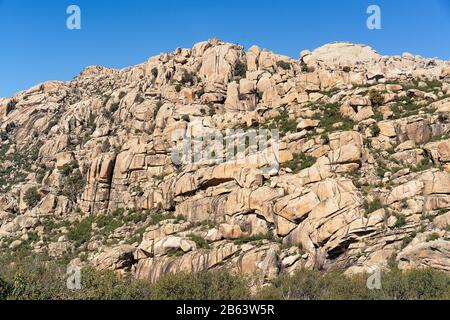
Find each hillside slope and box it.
[1,39,450,285]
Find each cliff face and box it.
[1,39,450,284]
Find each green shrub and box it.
[263,109,298,136]
[321,133,330,144]
[0,276,11,300]
[151,67,158,78]
[187,234,210,249]
[363,198,384,214]
[258,269,450,300]
[234,232,278,246]
[411,158,433,173]
[1,254,449,300]
[301,63,312,73]
[282,153,317,173]
[401,235,414,248]
[0,255,152,300]
[68,218,94,246]
[150,271,251,300]
[312,103,354,132]
[258,270,375,300]
[426,233,440,242]
[149,212,179,225]
[62,170,86,202]
[23,187,41,208]
[109,103,119,113]
[155,100,164,110]
[342,66,351,73]
[180,71,195,86]
[381,268,450,300]
[111,208,125,217]
[95,215,123,236]
[369,90,384,107]
[393,212,407,228]
[371,124,381,136]
[60,161,79,177]
[234,61,247,78]
[276,61,291,70]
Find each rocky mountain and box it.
[1,39,450,285]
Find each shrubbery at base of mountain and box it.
[0,253,449,300]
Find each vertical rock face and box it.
[81,153,116,213]
[1,39,450,284]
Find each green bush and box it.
[1,254,449,300]
[426,233,440,242]
[371,124,381,136]
[381,268,450,300]
[180,71,195,86]
[411,158,433,173]
[150,271,251,300]
[263,109,298,137]
[234,232,278,246]
[282,153,317,173]
[67,218,94,246]
[109,103,119,113]
[187,234,210,249]
[276,61,291,70]
[312,103,354,132]
[149,211,180,225]
[342,66,351,73]
[258,269,450,300]
[369,90,384,107]
[363,198,384,214]
[0,276,11,300]
[258,270,376,300]
[0,254,152,300]
[151,67,158,78]
[393,212,407,228]
[234,61,247,78]
[23,187,41,208]
[62,169,86,201]
[60,161,79,177]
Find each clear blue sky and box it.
[1,0,450,98]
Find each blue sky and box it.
[1,0,449,98]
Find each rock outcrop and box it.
[1,39,449,285]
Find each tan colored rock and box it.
[440,66,450,79]
[219,224,243,240]
[92,245,136,271]
[199,41,243,85]
[56,152,75,169]
[328,144,362,165]
[398,240,450,272]
[378,121,396,137]
[386,180,424,205]
[297,119,320,130]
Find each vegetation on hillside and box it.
[0,252,448,300]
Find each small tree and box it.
[24,187,41,208]
[369,90,384,107]
[151,67,158,78]
[276,61,291,70]
[234,61,247,78]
